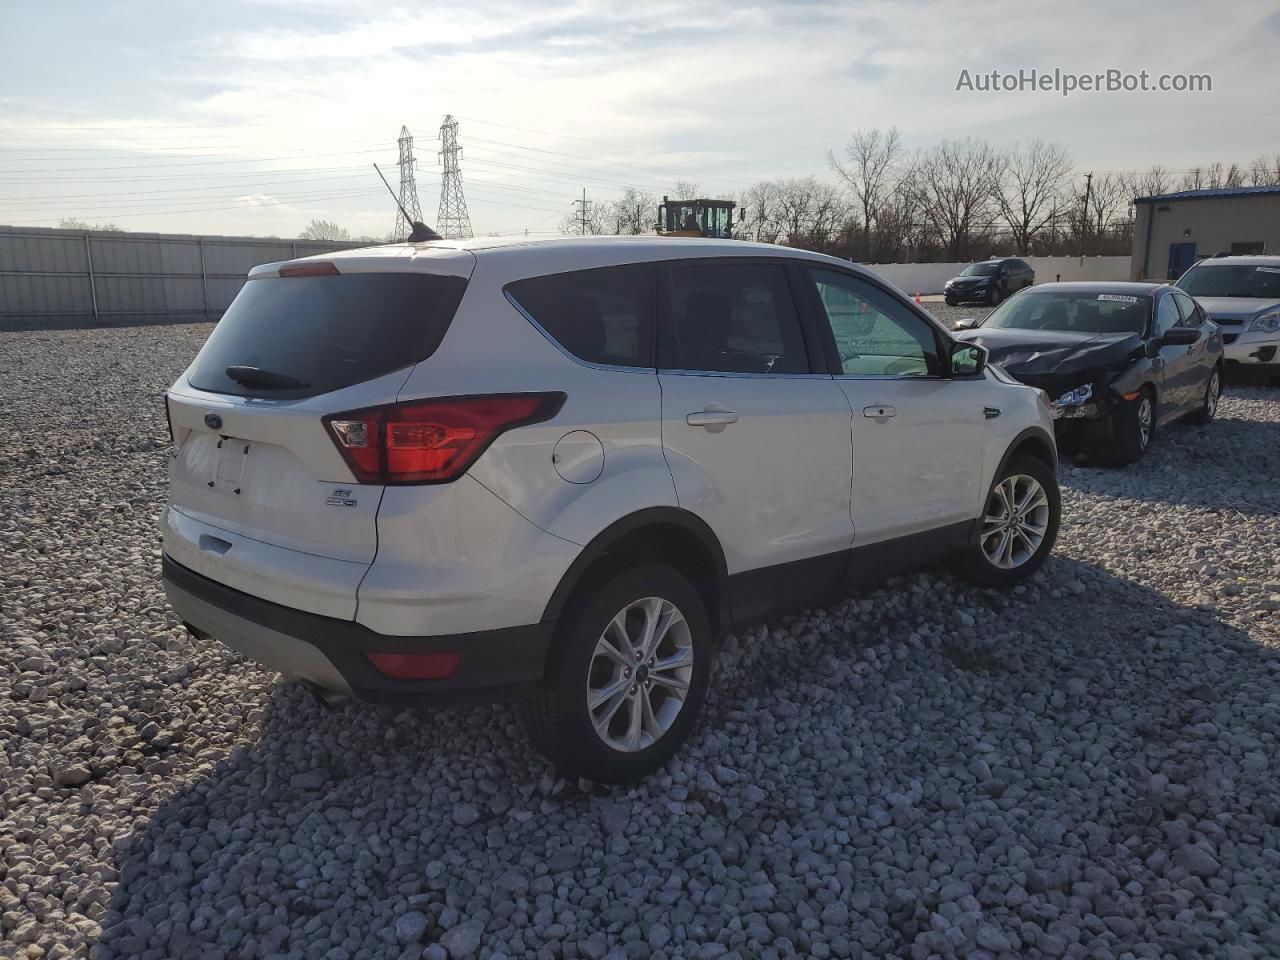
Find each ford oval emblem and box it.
[204,412,223,430]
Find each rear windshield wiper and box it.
[224,364,311,390]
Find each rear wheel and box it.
[1188,366,1221,424]
[1101,387,1155,465]
[954,454,1060,587]
[520,564,712,784]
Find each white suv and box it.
[162,237,1060,782]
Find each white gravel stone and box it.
[3,322,1280,959]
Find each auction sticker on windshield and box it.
[1098,294,1139,303]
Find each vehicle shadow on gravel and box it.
[1063,398,1280,519]
[98,554,1280,958]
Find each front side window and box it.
[506,264,653,368]
[1172,291,1203,327]
[983,291,1151,336]
[808,268,941,377]
[659,262,809,374]
[1154,294,1181,336]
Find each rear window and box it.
[188,272,467,398]
[506,264,654,368]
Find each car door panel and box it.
[655,260,855,612]
[836,378,987,543]
[1152,292,1195,416]
[801,267,988,548]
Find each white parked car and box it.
[162,236,1060,782]
[1175,255,1280,384]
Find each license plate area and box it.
[213,437,250,492]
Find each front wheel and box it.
[988,285,1002,306]
[520,564,712,783]
[953,455,1060,587]
[1100,387,1155,465]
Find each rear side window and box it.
[659,261,809,374]
[188,273,467,399]
[506,264,654,368]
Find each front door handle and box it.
[862,404,896,420]
[686,409,739,428]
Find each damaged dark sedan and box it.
[954,282,1223,464]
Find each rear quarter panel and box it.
[395,254,678,548]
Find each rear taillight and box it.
[323,393,564,485]
[367,651,461,679]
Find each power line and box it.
[1,189,386,224]
[0,147,394,175]
[463,134,743,192]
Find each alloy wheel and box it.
[981,474,1051,570]
[1138,395,1153,449]
[586,597,694,752]
[1206,371,1220,418]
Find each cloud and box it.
[3,0,1275,237]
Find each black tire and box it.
[520,564,712,784]
[1187,365,1222,425]
[953,454,1060,588]
[988,285,1002,306]
[1100,387,1156,465]
[945,297,957,306]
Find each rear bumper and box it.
[163,555,554,705]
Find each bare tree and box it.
[58,217,123,232]
[670,181,701,200]
[299,219,351,241]
[736,181,784,244]
[1249,153,1280,186]
[606,187,658,235]
[558,199,607,236]
[910,139,1003,260]
[996,139,1072,254]
[829,127,903,260]
[1128,165,1174,198]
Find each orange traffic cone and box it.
[913,292,922,304]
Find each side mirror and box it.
[1158,327,1199,347]
[954,318,977,330]
[950,341,988,377]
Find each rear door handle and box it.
[686,409,739,427]
[862,405,896,419]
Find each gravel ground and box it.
[2,322,1279,960]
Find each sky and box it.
[1,0,1277,239]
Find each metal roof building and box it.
[1132,185,1280,281]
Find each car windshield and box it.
[982,291,1151,335]
[1177,264,1280,299]
[961,263,1000,277]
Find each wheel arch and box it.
[540,507,729,636]
[996,426,1058,479]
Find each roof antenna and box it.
[374,163,441,242]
